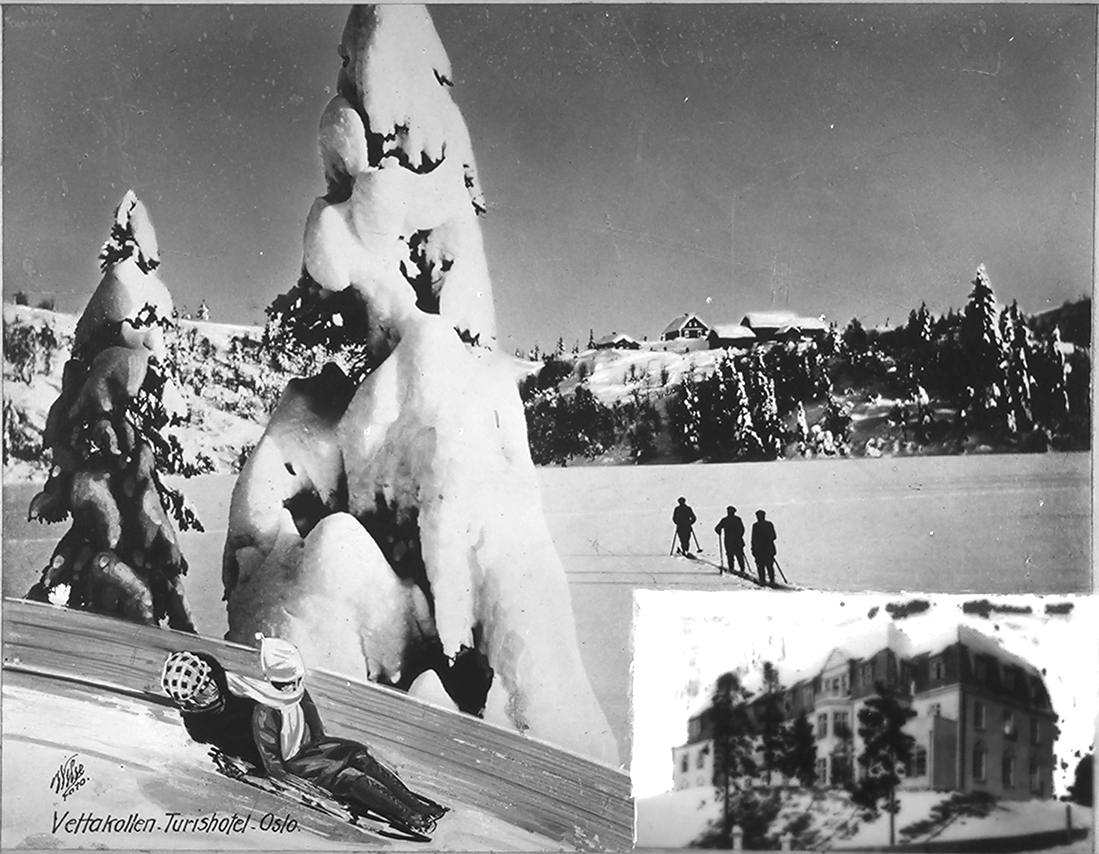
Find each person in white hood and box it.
[249,637,446,834]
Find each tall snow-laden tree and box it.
[854,681,917,845]
[710,672,758,846]
[25,192,199,631]
[999,300,1034,434]
[960,263,1007,432]
[744,352,782,457]
[673,373,703,455]
[224,4,616,765]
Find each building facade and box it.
[671,624,1056,800]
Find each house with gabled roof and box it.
[741,310,830,344]
[672,623,1056,800]
[592,332,641,350]
[707,323,756,350]
[660,313,710,342]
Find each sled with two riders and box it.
[211,749,445,842]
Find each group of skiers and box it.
[672,497,779,586]
[160,637,447,836]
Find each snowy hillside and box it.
[3,304,320,482]
[635,785,1093,850]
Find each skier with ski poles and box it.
[714,506,746,576]
[671,497,698,557]
[751,509,778,586]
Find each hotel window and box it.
[1029,761,1043,796]
[697,748,706,769]
[689,719,701,741]
[817,713,829,739]
[680,754,689,773]
[931,656,944,681]
[974,700,986,730]
[841,674,849,696]
[832,677,841,695]
[973,744,987,782]
[909,746,928,778]
[928,703,941,718]
[1003,709,1016,739]
[975,657,988,683]
[816,757,828,785]
[1002,752,1015,788]
[834,711,850,736]
[1030,717,1040,745]
[861,663,874,687]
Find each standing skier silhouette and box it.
[751,509,778,586]
[714,506,746,575]
[672,497,697,556]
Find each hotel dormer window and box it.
[931,656,944,681]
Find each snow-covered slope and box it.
[2,304,287,482]
[634,785,1093,849]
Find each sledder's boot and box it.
[414,796,448,821]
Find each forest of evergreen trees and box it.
[521,267,1090,466]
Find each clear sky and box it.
[631,590,1097,799]
[4,5,1095,355]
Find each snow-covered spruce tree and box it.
[671,372,703,456]
[960,263,1008,433]
[999,300,1034,435]
[743,352,783,457]
[223,5,616,764]
[25,192,198,631]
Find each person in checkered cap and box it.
[249,636,447,835]
[160,650,263,769]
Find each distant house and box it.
[707,324,756,350]
[661,313,709,342]
[593,332,641,350]
[741,311,829,344]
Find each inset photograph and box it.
[633,591,1095,851]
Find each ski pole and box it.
[692,529,702,552]
[669,530,677,556]
[718,537,725,571]
[774,557,790,585]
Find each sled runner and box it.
[212,750,442,842]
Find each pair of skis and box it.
[671,529,793,588]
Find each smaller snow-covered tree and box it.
[672,373,703,455]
